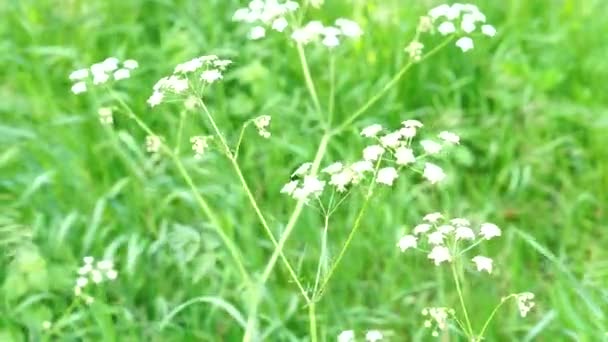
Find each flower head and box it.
[365,330,383,342]
[376,167,398,186]
[397,234,418,252]
[423,163,446,184]
[361,124,383,137]
[338,330,355,342]
[428,246,451,265]
[515,292,535,317]
[479,223,501,240]
[472,255,493,273]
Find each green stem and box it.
[316,162,380,297]
[451,262,473,337]
[313,215,330,296]
[175,110,186,154]
[334,36,454,133]
[477,295,517,339]
[295,42,323,117]
[328,53,336,126]
[308,302,318,342]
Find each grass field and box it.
[1,0,608,341]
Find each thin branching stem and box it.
[451,261,474,337]
[478,295,517,339]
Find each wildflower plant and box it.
[60,1,534,341]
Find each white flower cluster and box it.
[338,329,383,342]
[292,19,363,48]
[69,57,138,94]
[360,120,459,186]
[514,292,535,317]
[253,115,272,138]
[428,3,496,52]
[190,135,213,159]
[232,0,299,40]
[97,107,113,125]
[146,135,162,154]
[74,256,118,304]
[422,307,455,337]
[397,213,501,270]
[147,55,232,107]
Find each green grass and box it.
[2,0,608,340]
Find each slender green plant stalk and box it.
[478,294,517,338]
[451,261,474,337]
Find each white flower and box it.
[405,41,424,61]
[461,17,476,33]
[292,162,312,177]
[420,140,442,154]
[147,91,164,107]
[84,295,94,305]
[428,246,451,265]
[423,212,442,223]
[428,231,445,245]
[106,269,118,280]
[83,256,94,264]
[42,321,52,330]
[322,162,343,174]
[376,167,398,186]
[174,58,204,73]
[69,68,89,80]
[123,59,139,69]
[397,235,418,252]
[253,115,271,138]
[201,69,223,83]
[190,136,211,159]
[437,224,454,234]
[450,218,470,226]
[455,37,474,52]
[249,25,266,40]
[322,34,340,48]
[361,124,383,137]
[92,71,110,85]
[423,163,446,184]
[351,160,374,174]
[437,21,456,35]
[335,18,363,37]
[413,223,432,235]
[101,57,119,72]
[363,145,385,161]
[76,277,88,288]
[365,330,383,342]
[472,256,493,273]
[301,175,326,196]
[113,68,130,80]
[330,170,353,192]
[428,4,450,19]
[91,270,103,283]
[338,330,355,342]
[455,226,475,240]
[146,135,162,153]
[479,223,501,240]
[272,17,289,32]
[281,180,299,195]
[380,132,402,148]
[515,292,535,317]
[481,24,496,37]
[394,147,416,165]
[402,119,423,128]
[78,264,92,275]
[438,131,460,144]
[71,81,87,94]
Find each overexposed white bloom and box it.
[322,162,343,174]
[301,175,326,195]
[376,167,398,186]
[365,330,383,342]
[71,81,87,94]
[423,163,446,184]
[397,234,418,252]
[515,292,535,317]
[330,169,353,192]
[394,147,416,165]
[272,17,288,32]
[351,160,374,174]
[201,69,223,83]
[450,218,470,226]
[437,21,456,35]
[335,18,363,37]
[455,37,474,52]
[420,140,442,154]
[338,330,355,342]
[461,16,476,33]
[405,41,424,61]
[380,132,402,148]
[437,224,455,234]
[472,255,493,273]
[113,68,130,80]
[479,223,501,240]
[190,136,212,159]
[69,68,89,80]
[123,59,139,69]
[438,131,460,144]
[414,223,432,235]
[427,231,445,245]
[361,124,383,137]
[292,162,312,177]
[455,226,475,240]
[428,246,451,265]
[322,34,340,48]
[363,145,385,161]
[92,71,110,85]
[423,212,443,223]
[402,119,423,128]
[147,91,164,107]
[98,107,113,125]
[249,25,266,40]
[481,24,497,37]
[106,269,118,280]
[281,180,299,195]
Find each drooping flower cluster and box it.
[146,135,162,154]
[190,135,213,159]
[513,292,535,317]
[397,213,501,270]
[232,0,299,40]
[422,307,455,337]
[69,57,138,94]
[147,55,232,107]
[428,3,496,52]
[253,115,272,138]
[291,19,363,48]
[97,107,113,125]
[74,256,118,304]
[337,329,383,342]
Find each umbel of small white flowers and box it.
[397,213,501,271]
[405,3,496,60]
[422,307,455,337]
[74,256,118,305]
[97,107,113,125]
[69,57,138,94]
[233,0,299,40]
[253,115,272,138]
[337,329,384,342]
[291,19,363,48]
[147,55,232,107]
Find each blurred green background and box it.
[1,0,607,340]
